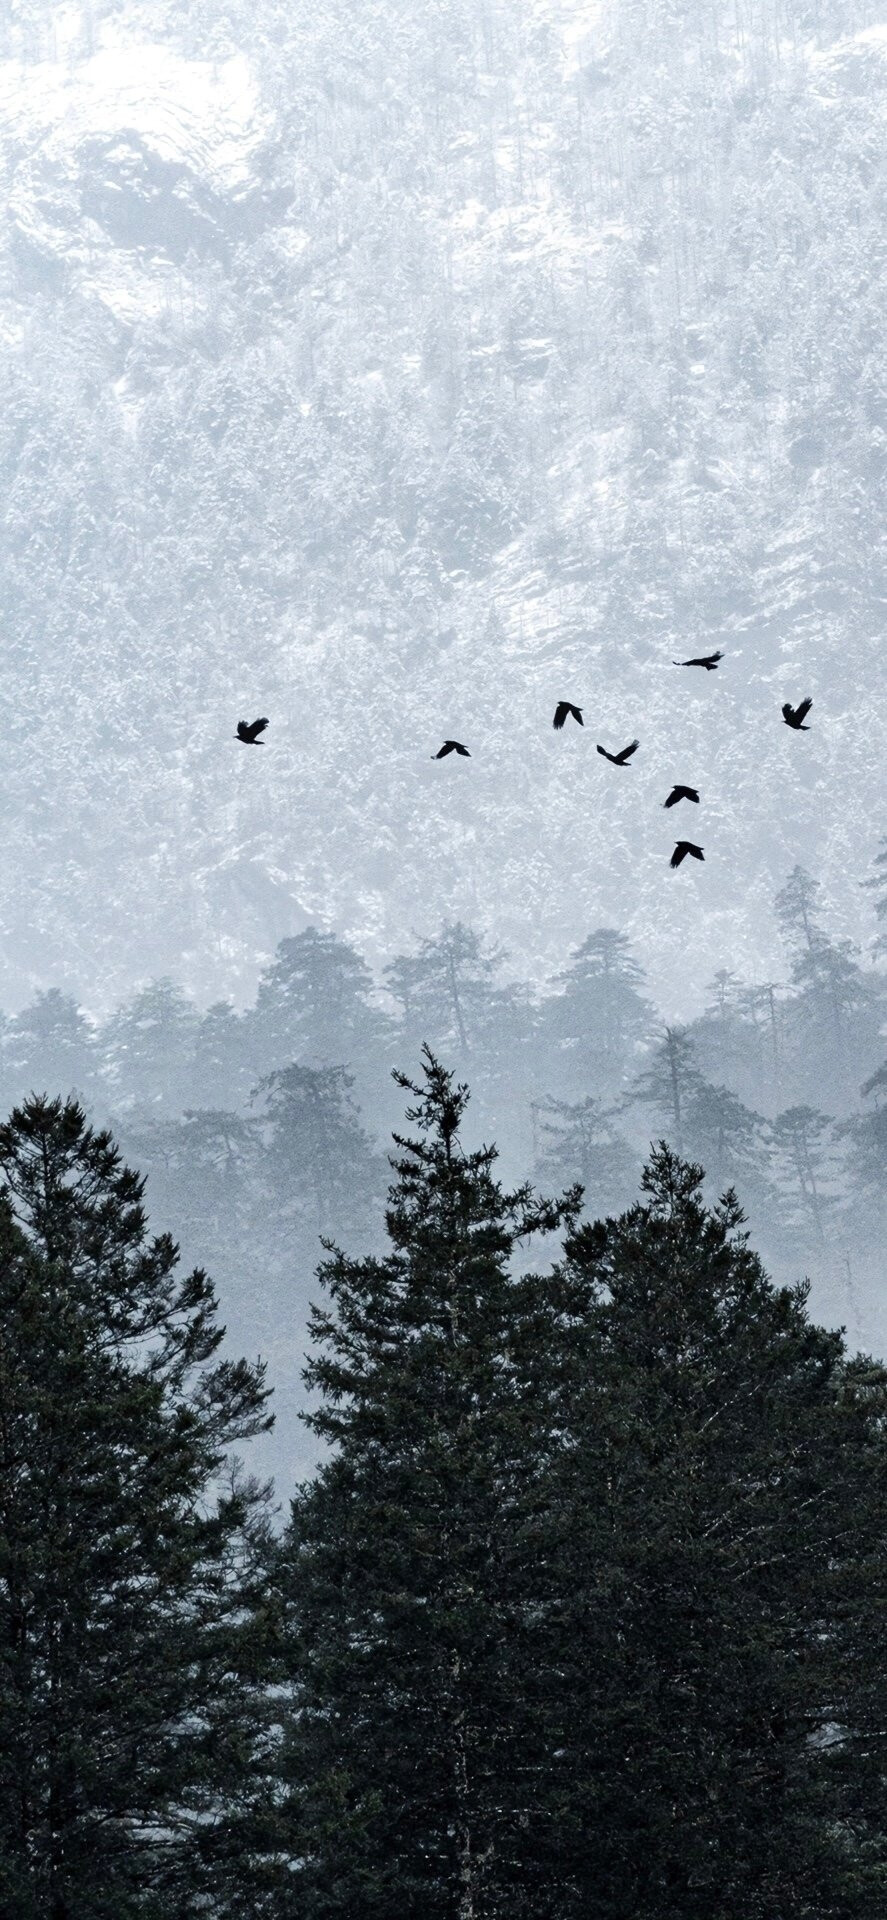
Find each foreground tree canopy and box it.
[0,1097,275,1920]
[1,1068,886,1917]
[276,1053,887,1918]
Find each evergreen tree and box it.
[541,928,654,1098]
[97,978,199,1117]
[682,1078,771,1212]
[629,1025,702,1155]
[769,1103,840,1245]
[532,1093,639,1218]
[686,971,776,1113]
[276,1051,577,1917]
[0,990,96,1114]
[385,921,515,1067]
[775,868,882,1106]
[735,979,787,1112]
[118,1106,258,1296]
[248,928,393,1094]
[252,1061,385,1254]
[546,1146,887,1917]
[0,1097,276,1918]
[841,1065,887,1238]
[861,833,887,959]
[190,999,253,1111]
[384,924,535,1160]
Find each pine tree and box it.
[0,1097,276,1918]
[541,928,653,1099]
[532,1093,639,1218]
[682,1078,771,1211]
[252,1061,385,1253]
[98,978,199,1118]
[545,1145,887,1917]
[841,1064,887,1237]
[384,921,514,1067]
[276,1051,577,1917]
[1,990,96,1113]
[384,925,534,1161]
[686,971,776,1113]
[775,868,882,1106]
[861,833,887,959]
[248,928,393,1094]
[191,999,253,1111]
[769,1103,840,1245]
[629,1024,702,1155]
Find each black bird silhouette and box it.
[433,739,471,759]
[782,697,812,731]
[236,717,269,744]
[597,739,639,766]
[663,785,700,808]
[670,841,705,869]
[553,701,583,730]
[673,650,723,670]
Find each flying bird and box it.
[670,841,705,869]
[673,650,723,670]
[235,717,269,745]
[663,785,700,808]
[782,698,812,731]
[553,701,583,730]
[433,740,471,759]
[597,740,639,766]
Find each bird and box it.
[597,740,639,766]
[235,717,269,745]
[673,650,723,670]
[782,697,812,731]
[553,701,583,730]
[433,740,471,759]
[663,784,700,809]
[670,841,705,869]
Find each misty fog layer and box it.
[4,883,884,1490]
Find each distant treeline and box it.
[1,858,885,1346]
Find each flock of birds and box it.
[235,653,813,873]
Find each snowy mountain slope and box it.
[0,0,884,1015]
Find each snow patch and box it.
[0,47,268,190]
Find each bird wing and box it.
[244,717,269,741]
[596,744,615,762]
[236,720,250,741]
[553,703,568,730]
[455,742,471,756]
[436,742,455,757]
[795,697,813,723]
[663,788,679,807]
[616,739,639,762]
[570,704,583,724]
[781,703,794,723]
[689,844,705,860]
[670,845,688,867]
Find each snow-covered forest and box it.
[1,0,887,1912]
[0,0,884,1010]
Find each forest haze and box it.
[1,861,884,1490]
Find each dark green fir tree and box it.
[544,1145,887,1918]
[0,1097,277,1919]
[276,1051,578,1918]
